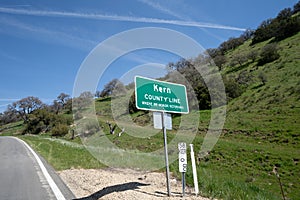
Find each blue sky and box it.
[0,0,298,112]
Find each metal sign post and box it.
[178,142,187,197]
[162,112,171,197]
[182,172,186,197]
[134,76,190,197]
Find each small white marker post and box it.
[178,142,187,197]
[190,144,199,196]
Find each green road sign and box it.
[135,76,189,114]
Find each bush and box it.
[23,120,45,135]
[22,109,52,134]
[247,50,258,62]
[213,55,227,70]
[54,114,73,125]
[219,37,245,53]
[237,71,253,86]
[231,52,248,67]
[258,43,280,65]
[51,124,69,137]
[224,77,244,100]
[251,19,274,45]
[258,72,267,85]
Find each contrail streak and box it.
[0,98,20,101]
[0,103,10,107]
[0,7,246,31]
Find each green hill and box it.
[91,32,300,199]
[1,32,298,200]
[224,32,300,138]
[1,10,300,200]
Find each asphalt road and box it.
[0,136,75,200]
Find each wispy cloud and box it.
[0,49,20,61]
[138,0,186,20]
[0,7,246,31]
[139,0,241,43]
[0,98,20,102]
[0,103,10,108]
[0,16,97,51]
[0,99,18,109]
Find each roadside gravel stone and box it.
[59,168,211,200]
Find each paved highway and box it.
[0,136,75,200]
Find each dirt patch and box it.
[58,168,210,200]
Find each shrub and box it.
[231,52,248,67]
[51,124,69,137]
[23,120,45,135]
[224,77,244,100]
[258,43,280,65]
[213,55,227,70]
[258,72,268,85]
[247,50,258,62]
[237,71,253,86]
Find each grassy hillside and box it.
[90,33,300,199]
[224,32,300,138]
[1,32,299,200]
[195,32,300,199]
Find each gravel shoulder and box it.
[58,168,211,200]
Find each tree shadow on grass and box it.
[73,182,150,200]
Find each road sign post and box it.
[162,112,171,196]
[178,142,187,197]
[135,76,189,197]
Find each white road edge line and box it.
[14,137,66,200]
